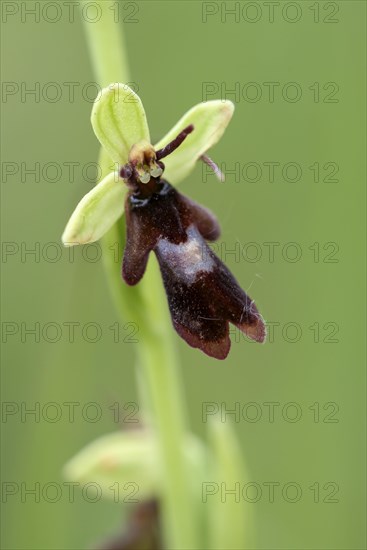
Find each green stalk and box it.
[80,2,197,547]
[81,0,130,89]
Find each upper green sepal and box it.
[91,83,150,165]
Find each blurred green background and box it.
[1,1,366,548]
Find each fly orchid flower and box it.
[62,83,265,359]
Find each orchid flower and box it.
[62,83,265,359]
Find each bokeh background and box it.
[1,1,366,548]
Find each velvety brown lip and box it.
[122,180,265,360]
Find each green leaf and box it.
[206,419,253,550]
[91,83,150,165]
[154,100,234,184]
[62,171,126,246]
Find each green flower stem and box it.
[80,2,197,548]
[81,0,130,89]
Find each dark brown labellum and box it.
[122,179,265,360]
